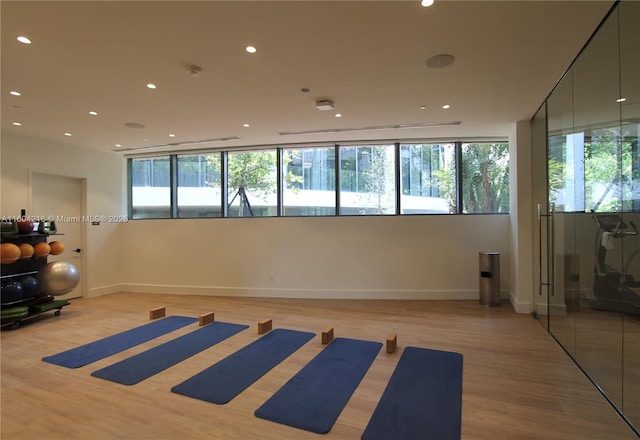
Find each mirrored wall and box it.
[532,1,639,434]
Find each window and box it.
[130,157,171,218]
[177,154,222,218]
[227,150,277,217]
[283,147,336,216]
[127,139,509,218]
[400,144,454,214]
[461,143,509,214]
[339,145,396,215]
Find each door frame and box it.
[28,169,88,300]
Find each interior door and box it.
[30,172,85,300]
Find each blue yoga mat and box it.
[171,328,315,404]
[255,337,382,434]
[42,316,198,368]
[361,346,463,440]
[91,321,249,385]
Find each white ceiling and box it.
[1,0,614,155]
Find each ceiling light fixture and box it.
[115,144,122,148]
[421,0,435,7]
[89,111,98,116]
[420,105,427,110]
[315,100,335,111]
[246,45,257,53]
[17,36,31,44]
[243,123,251,128]
[12,122,22,126]
[617,97,627,103]
[442,104,451,109]
[10,91,21,96]
[125,122,145,129]
[169,133,176,137]
[427,54,455,68]
[146,83,157,89]
[335,113,342,118]
[64,132,72,137]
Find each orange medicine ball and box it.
[19,243,34,259]
[33,242,51,258]
[49,241,64,255]
[1,243,21,264]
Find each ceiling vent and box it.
[314,100,335,111]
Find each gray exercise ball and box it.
[38,261,80,296]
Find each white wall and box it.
[1,132,124,296]
[2,132,515,305]
[120,214,511,300]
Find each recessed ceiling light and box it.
[146,83,157,89]
[125,122,145,129]
[427,54,455,68]
[243,123,251,128]
[421,0,435,7]
[335,113,342,118]
[246,46,257,53]
[64,132,72,136]
[169,133,176,137]
[617,97,627,103]
[12,122,22,126]
[89,111,98,116]
[10,91,21,96]
[115,144,122,148]
[17,36,31,44]
[420,105,427,110]
[442,104,451,109]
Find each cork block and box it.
[386,333,397,353]
[258,319,273,334]
[199,312,215,326]
[321,326,334,344]
[149,307,166,320]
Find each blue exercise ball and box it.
[1,279,24,303]
[37,261,80,296]
[18,275,40,299]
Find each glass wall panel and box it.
[399,143,453,214]
[177,153,222,218]
[461,143,510,213]
[227,150,277,217]
[130,156,171,218]
[572,9,623,411]
[539,2,639,433]
[546,69,577,358]
[283,147,336,216]
[619,0,640,429]
[339,145,396,215]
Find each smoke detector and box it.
[186,65,202,77]
[315,100,334,111]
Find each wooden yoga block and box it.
[199,312,215,326]
[386,333,398,353]
[258,319,273,334]
[321,326,334,344]
[149,307,166,320]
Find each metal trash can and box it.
[479,251,501,306]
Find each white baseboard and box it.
[87,284,122,298]
[116,283,493,301]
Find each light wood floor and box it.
[1,292,637,440]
